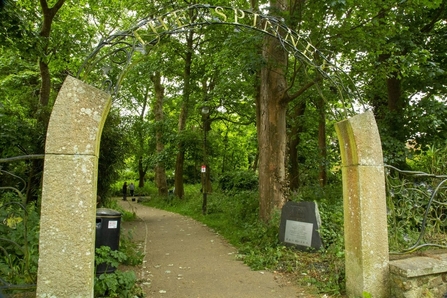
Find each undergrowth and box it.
[0,191,143,297]
[142,184,346,296]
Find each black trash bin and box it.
[95,208,122,275]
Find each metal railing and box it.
[0,157,40,295]
[385,165,447,254]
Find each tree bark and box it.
[138,156,147,188]
[258,33,289,222]
[288,101,306,191]
[151,72,168,196]
[25,0,65,204]
[137,86,150,188]
[174,31,194,199]
[38,0,65,106]
[316,97,327,186]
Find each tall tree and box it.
[151,72,168,196]
[174,29,195,199]
[288,100,306,191]
[38,0,66,107]
[257,28,288,220]
[257,0,319,220]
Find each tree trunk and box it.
[387,74,405,140]
[151,72,168,197]
[39,60,51,106]
[25,0,65,204]
[372,52,406,167]
[138,156,146,188]
[316,97,327,187]
[137,87,150,188]
[258,33,288,222]
[174,31,194,199]
[288,101,306,191]
[38,0,65,106]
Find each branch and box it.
[420,2,445,33]
[39,0,48,11]
[281,76,322,105]
[50,0,66,14]
[0,155,45,164]
[211,116,254,126]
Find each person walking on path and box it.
[122,182,127,201]
[129,182,135,197]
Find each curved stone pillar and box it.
[36,76,111,297]
[335,111,390,297]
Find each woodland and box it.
[1,0,447,296]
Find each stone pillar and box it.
[335,111,390,298]
[36,76,111,298]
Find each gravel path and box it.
[117,199,318,298]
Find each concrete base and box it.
[390,252,447,298]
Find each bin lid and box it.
[96,208,121,217]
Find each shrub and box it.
[0,199,39,288]
[94,246,143,298]
[218,170,258,191]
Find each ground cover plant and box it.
[2,0,447,296]
[0,188,143,297]
[94,245,143,298]
[0,195,39,296]
[140,182,346,296]
[387,145,447,253]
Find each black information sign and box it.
[279,201,323,251]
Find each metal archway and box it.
[36,4,365,297]
[77,4,355,105]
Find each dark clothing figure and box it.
[129,183,135,197]
[122,182,127,201]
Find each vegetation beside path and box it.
[127,183,347,297]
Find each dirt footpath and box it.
[118,199,318,298]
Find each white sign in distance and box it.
[284,220,313,247]
[108,220,118,229]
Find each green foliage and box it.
[407,98,447,149]
[143,185,346,295]
[97,110,132,206]
[94,271,139,298]
[111,179,159,198]
[218,170,258,192]
[95,246,128,270]
[94,246,141,298]
[0,197,39,294]
[2,0,447,296]
[94,239,144,297]
[119,230,145,266]
[409,144,447,175]
[387,145,447,252]
[288,185,346,295]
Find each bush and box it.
[94,246,143,298]
[0,198,39,288]
[142,185,347,295]
[218,170,258,191]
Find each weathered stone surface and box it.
[390,254,447,278]
[336,111,383,166]
[36,76,111,298]
[335,111,390,298]
[45,76,110,156]
[279,201,323,251]
[390,254,447,298]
